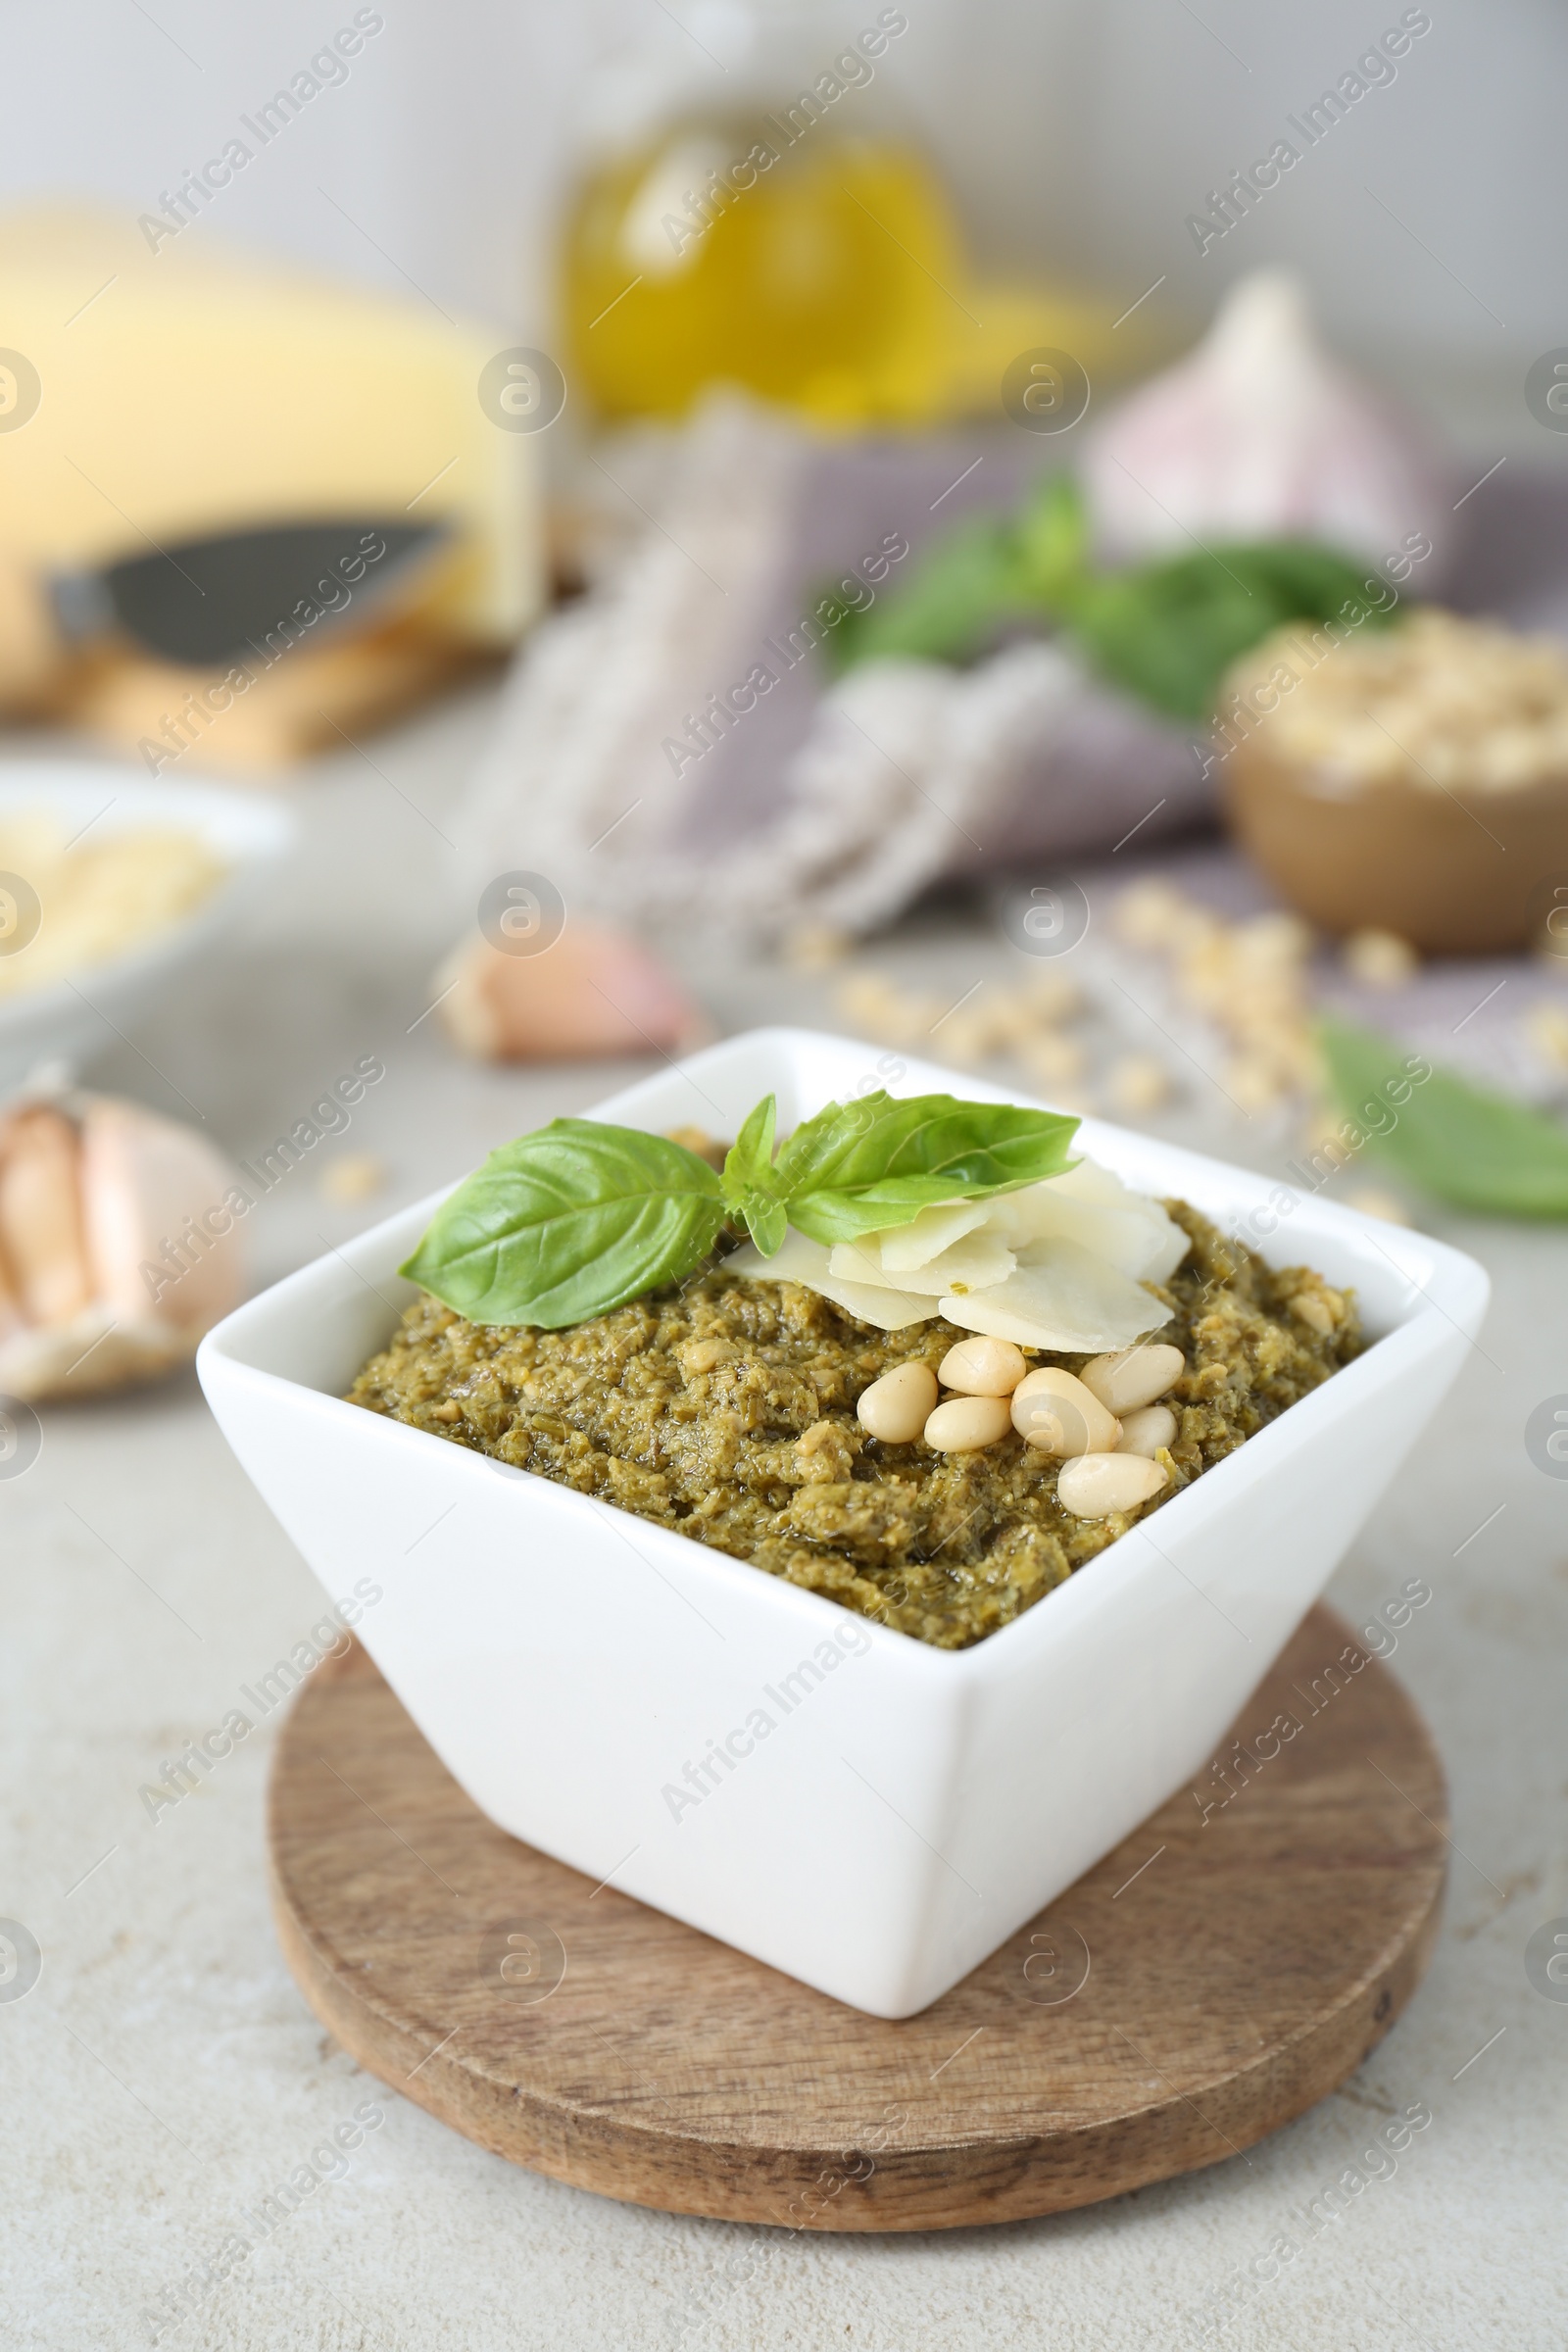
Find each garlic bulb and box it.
[0,1090,245,1401]
[1083,271,1450,579]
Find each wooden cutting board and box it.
[268,1602,1446,2230]
[65,618,488,773]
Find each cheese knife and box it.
[0,516,450,704]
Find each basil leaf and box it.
[1012,468,1096,608]
[401,1087,1081,1328]
[1068,540,1398,724]
[823,515,1039,676]
[824,474,1089,679]
[826,468,1398,726]
[400,1119,726,1326]
[737,1193,789,1255]
[774,1090,1079,1244]
[722,1094,778,1207]
[1319,1017,1568,1217]
[722,1095,791,1250]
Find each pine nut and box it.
[1010,1367,1120,1457]
[1116,1403,1176,1458]
[1079,1343,1185,1415]
[924,1395,1013,1451]
[1057,1451,1168,1517]
[857,1360,939,1444]
[937,1336,1029,1396]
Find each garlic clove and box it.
[436,924,706,1063]
[78,1096,245,1333]
[0,1104,93,1327]
[0,1310,190,1403]
[0,1215,23,1344]
[0,1089,249,1402]
[1083,270,1450,579]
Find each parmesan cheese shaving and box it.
[828,1230,1016,1298]
[941,1238,1163,1354]
[723,1229,933,1331]
[725,1155,1188,1353]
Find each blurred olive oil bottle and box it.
[561,6,960,426]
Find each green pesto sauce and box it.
[347,1203,1357,1650]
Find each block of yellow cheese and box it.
[0,208,542,644]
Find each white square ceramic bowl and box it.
[198,1028,1488,2019]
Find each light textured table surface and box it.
[4,690,1565,2352]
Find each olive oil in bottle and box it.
[561,10,960,425]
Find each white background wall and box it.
[2,0,1557,448]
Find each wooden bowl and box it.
[1222,735,1568,955]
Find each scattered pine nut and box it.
[1106,1054,1170,1116]
[924,1395,1012,1451]
[1080,1344,1185,1416]
[1116,1403,1177,1458]
[1011,1367,1120,1457]
[319,1152,386,1204]
[1343,928,1419,988]
[938,1336,1028,1396]
[857,1360,939,1443]
[1057,1450,1167,1517]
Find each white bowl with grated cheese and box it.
[0,761,295,1094]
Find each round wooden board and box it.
[269,1602,1446,2230]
